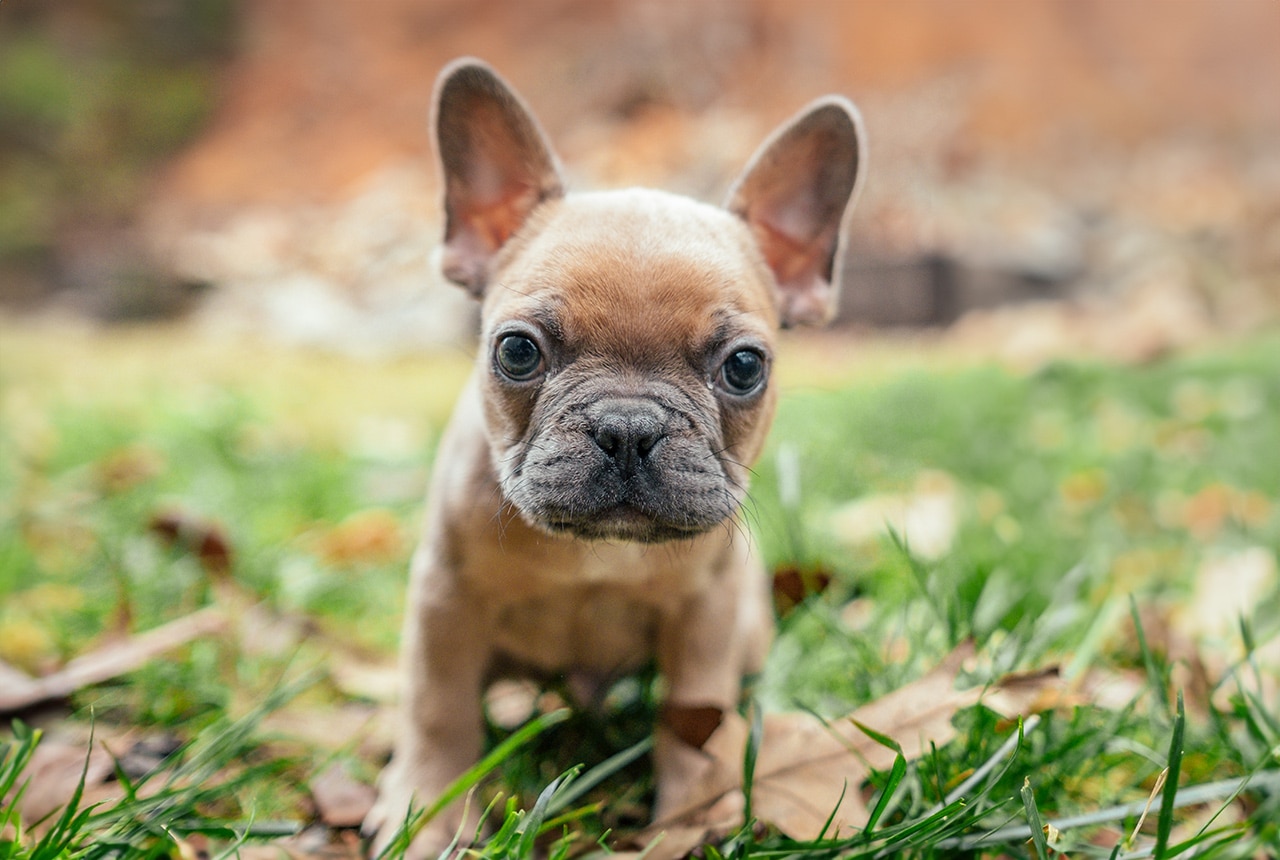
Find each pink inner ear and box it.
[750,205,831,288]
[464,157,510,209]
[760,193,824,248]
[454,181,540,253]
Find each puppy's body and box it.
[366,61,864,857]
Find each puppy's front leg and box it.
[652,544,771,821]
[366,561,493,858]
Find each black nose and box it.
[589,399,665,478]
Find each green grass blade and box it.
[0,723,40,800]
[543,736,652,818]
[1020,777,1049,860]
[945,714,1035,807]
[31,722,97,858]
[1130,595,1170,717]
[1154,691,1186,859]
[741,702,764,828]
[864,754,906,832]
[1166,825,1244,858]
[515,772,571,856]
[812,780,849,842]
[849,718,904,756]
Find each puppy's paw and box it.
[362,778,476,859]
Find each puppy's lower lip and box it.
[544,507,709,541]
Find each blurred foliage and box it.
[0,0,236,261]
[758,340,1280,709]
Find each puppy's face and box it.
[433,60,865,543]
[479,191,780,542]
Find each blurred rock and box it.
[152,167,476,354]
[838,177,1086,326]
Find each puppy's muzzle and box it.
[588,398,665,479]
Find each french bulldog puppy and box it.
[364,58,865,857]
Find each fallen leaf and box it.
[1074,666,1148,712]
[636,643,1059,857]
[95,444,166,494]
[1175,546,1276,644]
[311,509,404,567]
[310,762,377,829]
[829,471,958,560]
[0,659,33,689]
[11,733,118,823]
[0,620,56,675]
[771,564,834,616]
[115,733,184,781]
[150,509,233,576]
[234,828,365,859]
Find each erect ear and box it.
[433,58,564,295]
[725,97,866,327]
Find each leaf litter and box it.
[628,642,1060,858]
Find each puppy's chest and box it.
[491,585,660,674]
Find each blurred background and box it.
[2,0,1278,360]
[4,5,1280,844]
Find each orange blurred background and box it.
[3,0,1278,354]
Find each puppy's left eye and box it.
[496,334,543,381]
[719,349,766,394]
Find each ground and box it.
[2,319,1278,856]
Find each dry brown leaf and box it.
[11,734,119,823]
[0,607,228,713]
[149,508,234,576]
[311,509,404,567]
[636,643,1059,858]
[6,729,195,833]
[829,471,960,561]
[661,704,725,750]
[310,762,377,829]
[771,564,834,617]
[1176,547,1276,646]
[95,445,166,494]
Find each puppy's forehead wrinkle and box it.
[491,189,778,347]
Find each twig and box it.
[0,607,228,713]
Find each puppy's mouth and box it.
[541,505,714,544]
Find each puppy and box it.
[364,58,865,857]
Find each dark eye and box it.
[496,334,543,381]
[720,349,766,394]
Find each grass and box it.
[1,321,1279,857]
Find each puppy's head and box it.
[433,59,865,543]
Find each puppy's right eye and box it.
[495,334,543,381]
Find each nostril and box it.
[595,427,621,457]
[635,431,659,458]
